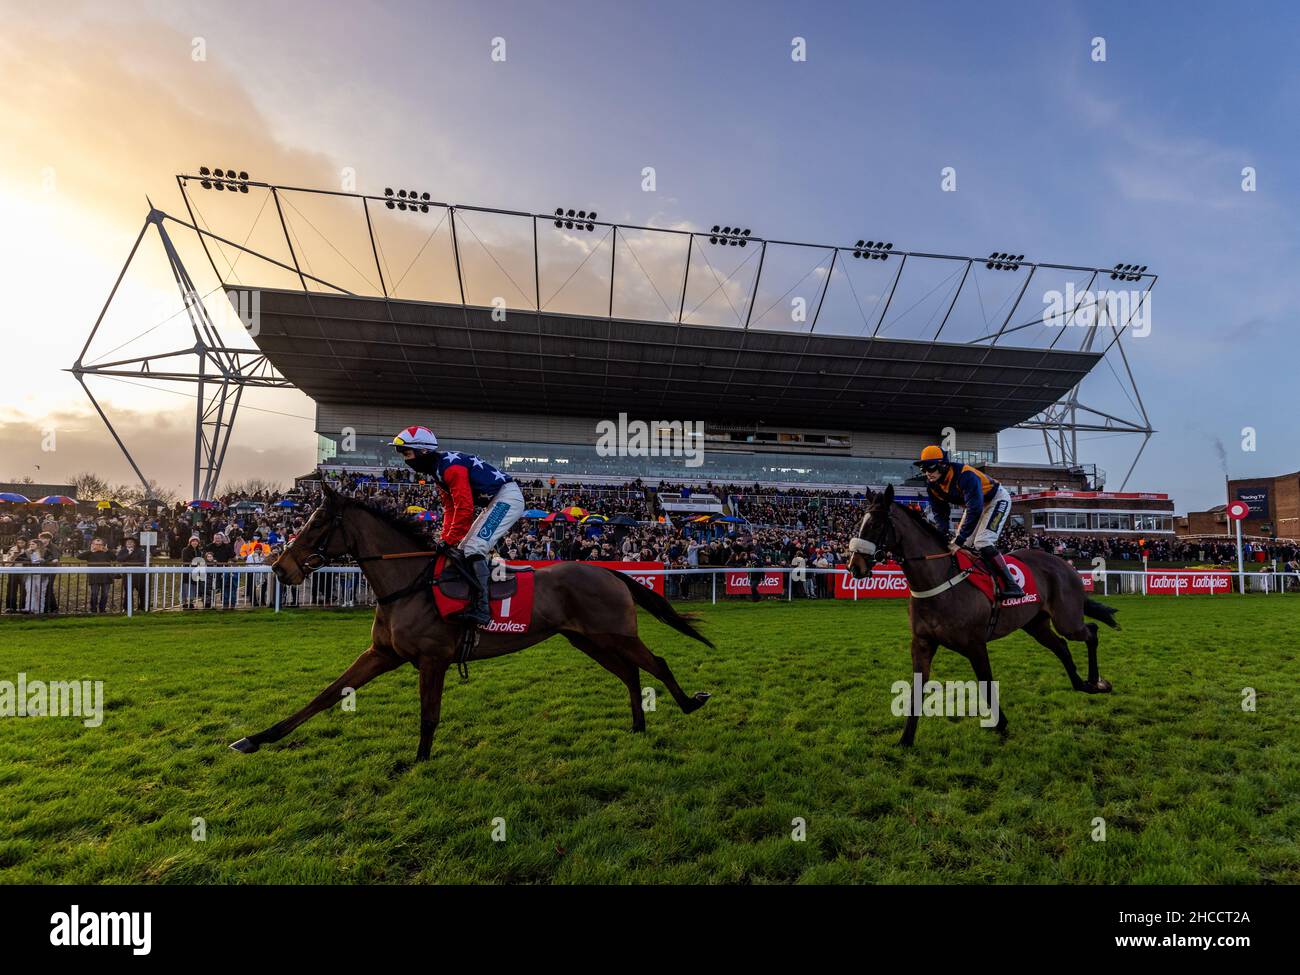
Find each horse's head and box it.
[272,484,352,585]
[847,484,898,580]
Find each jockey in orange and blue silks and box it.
[389,425,525,625]
[915,445,1025,600]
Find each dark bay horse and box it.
[847,485,1117,746]
[229,485,712,761]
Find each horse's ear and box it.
[883,483,894,503]
[321,482,338,503]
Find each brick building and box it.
[1180,471,1300,541]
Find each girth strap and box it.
[908,568,974,600]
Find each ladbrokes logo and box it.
[485,619,527,633]
[50,905,151,955]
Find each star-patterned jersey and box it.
[428,451,514,545]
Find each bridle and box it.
[283,503,444,606]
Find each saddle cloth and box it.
[431,555,536,632]
[955,550,1040,607]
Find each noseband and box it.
[299,511,347,572]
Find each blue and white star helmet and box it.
[390,425,439,453]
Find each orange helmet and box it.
[914,445,949,470]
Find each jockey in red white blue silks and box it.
[390,425,525,626]
[915,445,1025,600]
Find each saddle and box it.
[432,554,528,601]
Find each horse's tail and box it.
[1084,598,1121,630]
[605,568,715,648]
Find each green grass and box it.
[0,596,1297,884]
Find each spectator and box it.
[77,537,115,613]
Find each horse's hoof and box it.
[897,738,914,748]
[1088,678,1113,693]
[692,691,711,704]
[228,737,259,754]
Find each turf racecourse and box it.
[0,596,1296,884]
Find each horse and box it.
[228,484,712,762]
[846,484,1117,746]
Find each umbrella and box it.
[562,506,588,518]
[716,515,746,523]
[522,509,549,519]
[96,499,126,510]
[412,511,438,522]
[580,514,607,523]
[232,500,263,511]
[607,514,639,526]
[543,511,576,522]
[273,499,299,508]
[688,514,715,523]
[35,495,76,505]
[0,492,31,504]
[405,505,427,513]
[187,499,220,510]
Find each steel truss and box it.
[70,207,291,500]
[76,174,1158,494]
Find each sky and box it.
[0,0,1296,511]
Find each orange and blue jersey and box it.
[927,464,999,544]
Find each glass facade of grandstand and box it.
[1031,511,1174,533]
[319,434,920,487]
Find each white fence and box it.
[0,564,1296,618]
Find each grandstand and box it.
[73,172,1157,511]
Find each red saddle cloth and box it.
[431,555,536,633]
[955,550,1040,607]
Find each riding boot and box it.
[980,546,1024,600]
[462,554,492,626]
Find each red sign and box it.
[1018,490,1169,501]
[833,564,910,599]
[1145,571,1232,595]
[1226,500,1250,521]
[724,570,785,595]
[506,560,665,595]
[1079,573,1095,593]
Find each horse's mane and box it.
[891,499,950,547]
[342,496,433,549]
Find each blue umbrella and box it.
[273,499,299,508]
[0,493,31,504]
[523,509,548,519]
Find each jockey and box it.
[389,425,525,626]
[915,445,1025,600]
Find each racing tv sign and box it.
[1234,487,1269,518]
[1145,571,1232,595]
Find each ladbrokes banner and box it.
[833,564,909,598]
[1145,571,1232,595]
[506,560,665,595]
[724,570,785,595]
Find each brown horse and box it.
[847,485,1116,746]
[229,485,712,761]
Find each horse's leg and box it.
[229,645,403,753]
[1055,619,1110,692]
[1023,613,1088,691]
[416,656,450,760]
[961,641,1008,737]
[612,635,710,714]
[900,634,938,747]
[564,633,646,732]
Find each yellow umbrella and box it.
[405,505,427,513]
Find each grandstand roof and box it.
[252,289,1102,434]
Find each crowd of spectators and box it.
[3,472,1298,615]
